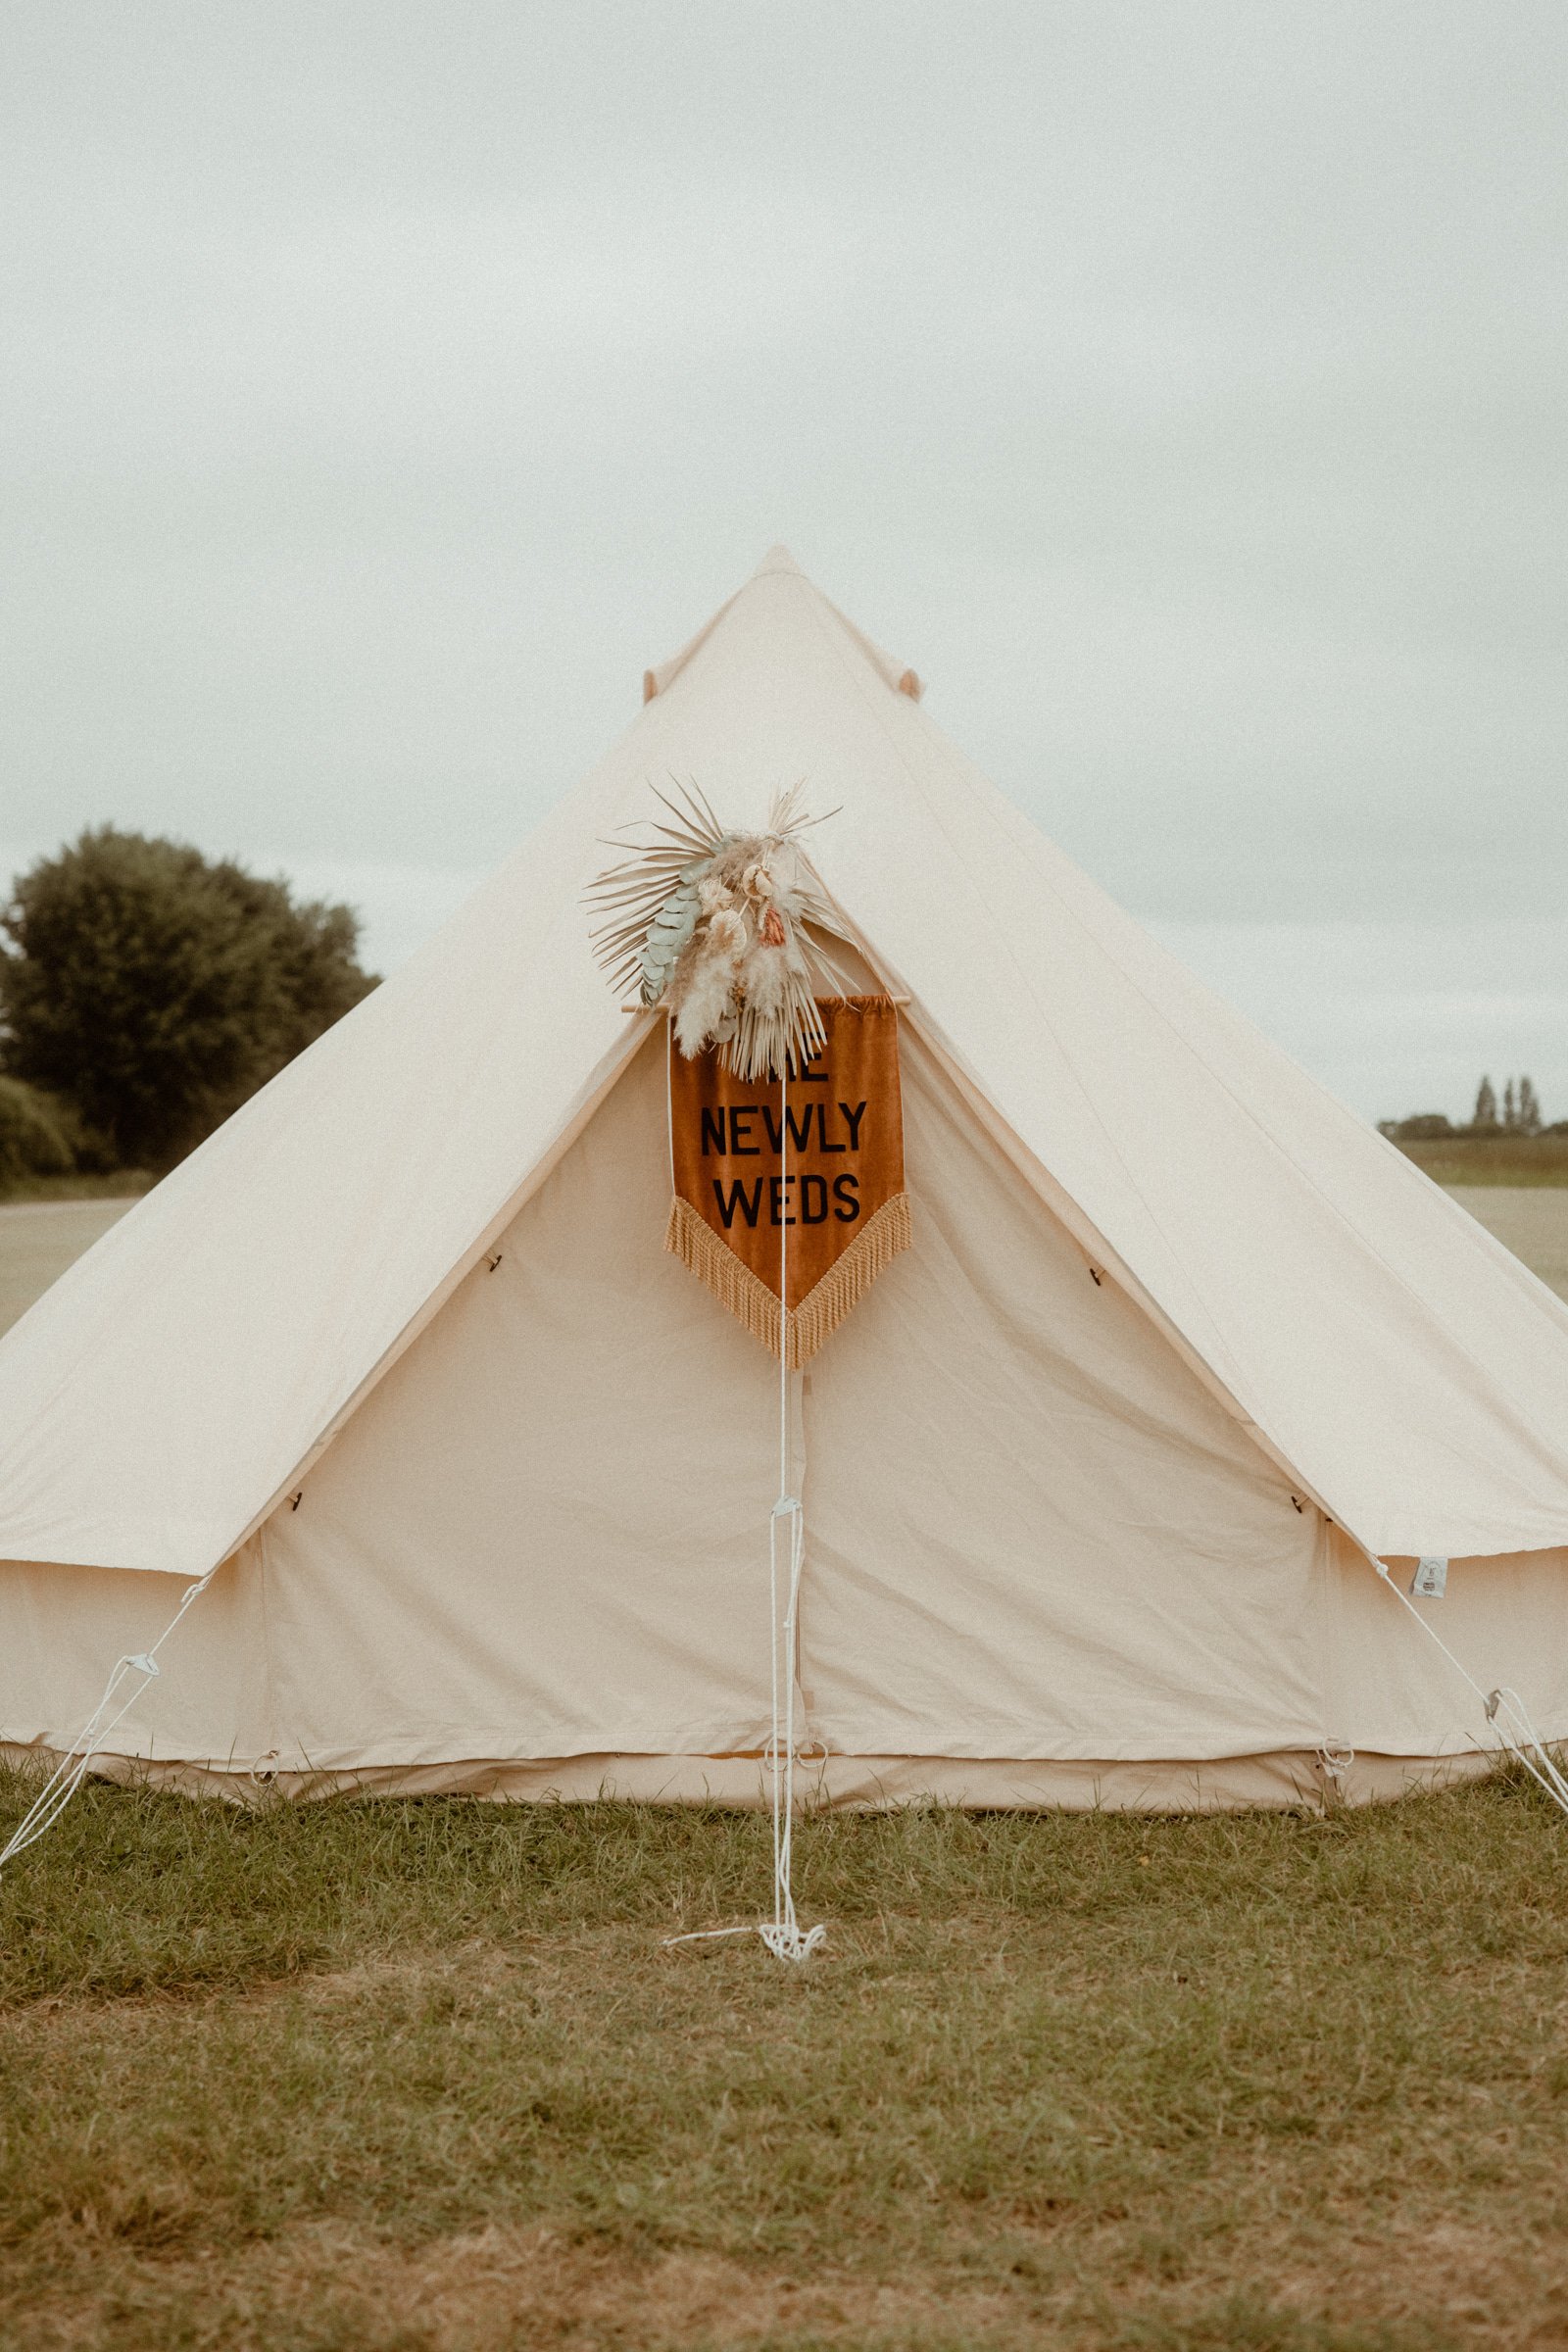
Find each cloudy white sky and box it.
[4,2,1564,1123]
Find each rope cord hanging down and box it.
[665,1054,825,1962]
[1368,1554,1568,1821]
[0,1567,215,1873]
[762,1052,825,1959]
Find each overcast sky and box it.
[4,2,1564,1122]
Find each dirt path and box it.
[1,1186,1564,1344]
[1449,1185,1568,1304]
[0,1199,137,1337]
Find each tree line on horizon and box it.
[1380,1074,1565,1145]
[0,828,376,1188]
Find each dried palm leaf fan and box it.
[586,781,850,1079]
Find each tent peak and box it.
[750,543,805,579]
[643,547,920,705]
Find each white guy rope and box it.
[760,1061,825,1959]
[0,1569,214,1872]
[1369,1555,1568,1821]
[664,1059,825,1961]
[762,1487,822,1959]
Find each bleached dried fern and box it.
[585,781,848,1080]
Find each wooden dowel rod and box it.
[621,995,911,1012]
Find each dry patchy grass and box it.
[1394,1136,1568,1188]
[3,1776,1568,2348]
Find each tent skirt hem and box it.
[0,1740,1506,1813]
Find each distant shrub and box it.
[0,1076,78,1185]
[1385,1113,1454,1141]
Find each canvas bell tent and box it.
[5,546,1568,1820]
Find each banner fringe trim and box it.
[664,1192,911,1368]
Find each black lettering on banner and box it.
[767,1176,797,1226]
[760,1102,823,1155]
[729,1108,760,1155]
[832,1173,860,1223]
[700,1108,725,1157]
[800,1174,829,1224]
[785,1102,814,1152]
[713,1179,763,1229]
[840,1101,867,1151]
[799,1054,829,1083]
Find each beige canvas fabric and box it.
[2,546,1567,1804]
[2,1025,1566,1790]
[3,547,1567,1584]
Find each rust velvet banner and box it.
[664,995,911,1368]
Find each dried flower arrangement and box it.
[585,782,848,1080]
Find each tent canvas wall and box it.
[4,548,1568,1813]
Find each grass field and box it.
[1393,1135,1568,1188]
[4,1187,1568,2348]
[0,1170,152,1207]
[5,1775,1568,2351]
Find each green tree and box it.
[0,1076,76,1186]
[1472,1075,1498,1132]
[1518,1075,1544,1136]
[0,829,377,1169]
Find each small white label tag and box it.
[1411,1556,1448,1599]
